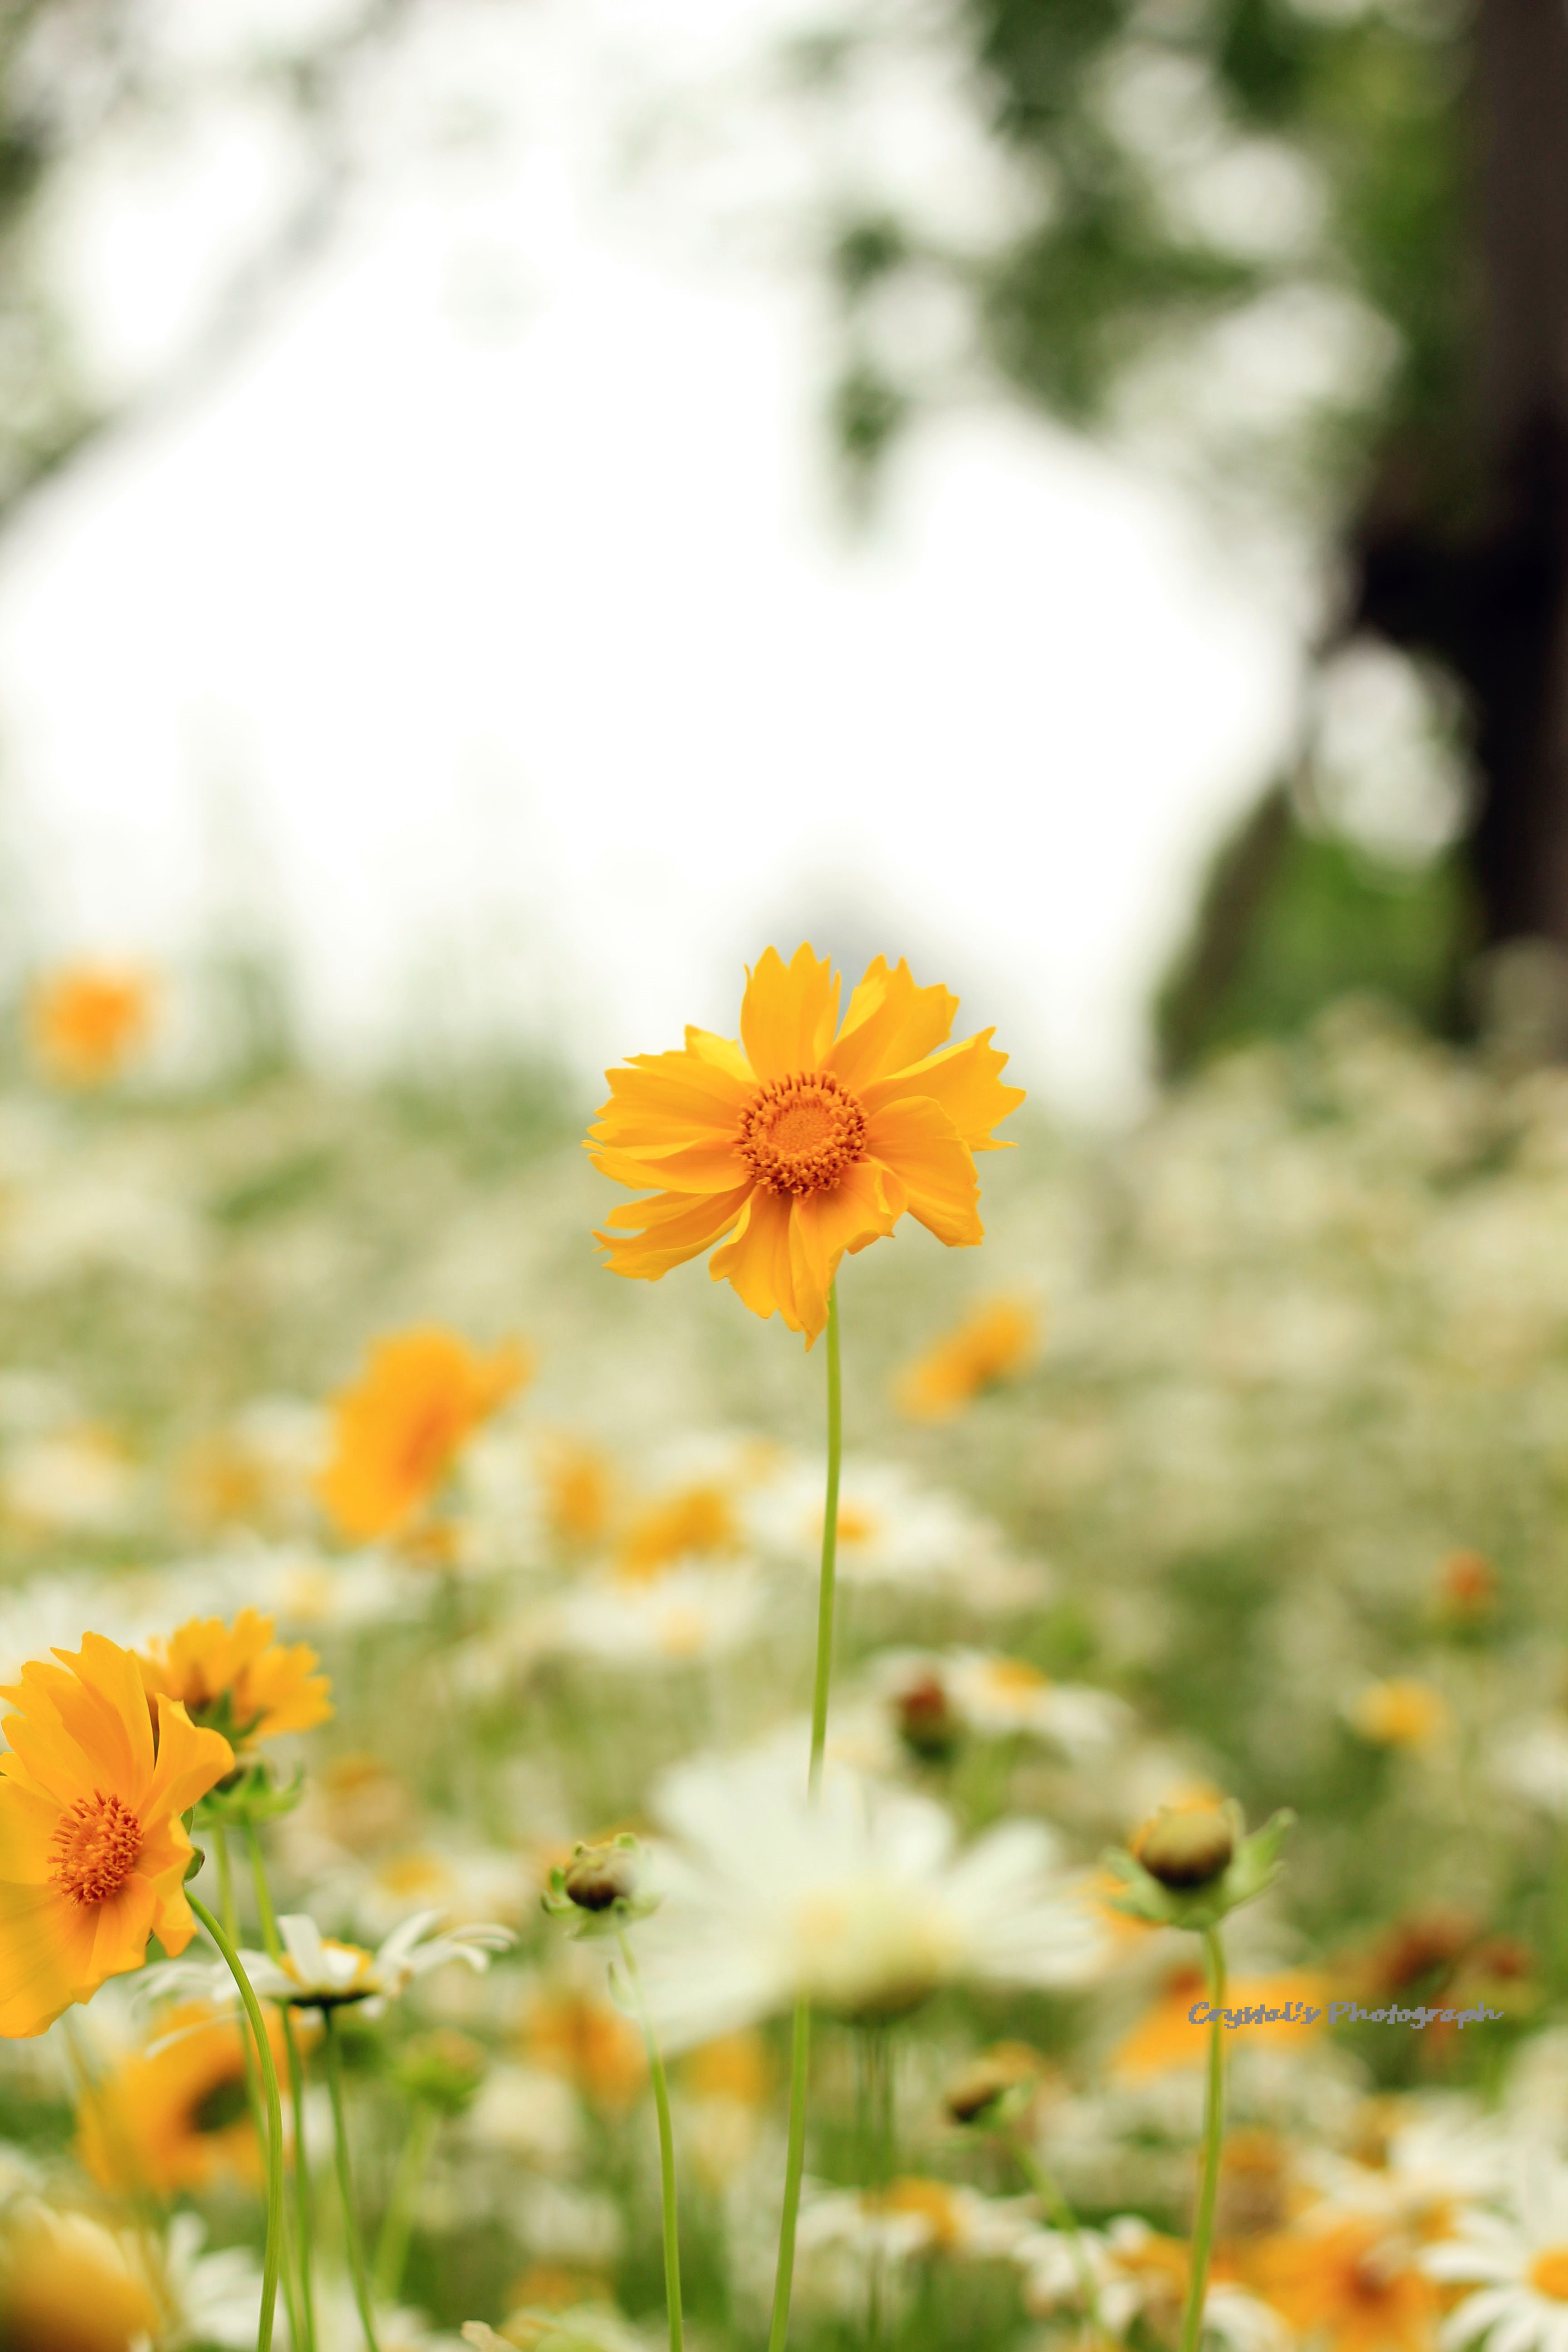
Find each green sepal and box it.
[1102,1808,1295,1932]
[196,1760,305,1827]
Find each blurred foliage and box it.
[1156,784,1477,1073]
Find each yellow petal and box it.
[861,1027,1025,1150]
[739,946,840,1083]
[789,1164,901,1335]
[865,1098,983,1247]
[594,1049,751,1132]
[708,1187,800,1326]
[0,1879,99,2038]
[684,1026,755,1083]
[827,957,958,1090]
[588,1134,749,1195]
[596,1182,753,1279]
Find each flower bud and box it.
[943,2040,1041,2127]
[563,1838,639,1913]
[896,1672,959,1764]
[1134,1803,1235,1891]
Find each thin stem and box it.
[248,1825,316,2352]
[766,1997,812,2352]
[807,1279,843,1798]
[1179,1926,1228,2352]
[1007,2133,1103,2339]
[769,1279,842,2352]
[373,2104,437,2305]
[323,2009,382,2352]
[189,1892,283,2352]
[616,1931,683,2352]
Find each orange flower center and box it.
[49,1791,142,1906]
[738,1073,867,1196]
[1529,2249,1568,2301]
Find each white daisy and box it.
[539,1560,767,1666]
[637,1747,1105,2049]
[1019,2216,1288,2352]
[797,2177,1037,2265]
[1494,1719,1568,1820]
[181,1911,513,2019]
[1304,2107,1505,2242]
[746,1459,1026,1597]
[1425,2150,1568,2351]
[875,1648,1129,1757]
[326,1838,528,1940]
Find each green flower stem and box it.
[807,1279,843,1798]
[1006,2133,1103,2338]
[214,1830,303,2352]
[616,1930,683,2352]
[247,1824,317,2352]
[323,2008,381,2352]
[189,1892,284,2352]
[373,2103,438,2305]
[769,1279,843,2352]
[766,1997,812,2352]
[1179,1925,1229,2352]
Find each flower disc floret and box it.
[738,1073,869,1196]
[49,1793,141,1906]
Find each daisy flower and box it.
[748,1459,1015,1593]
[637,1748,1104,2048]
[588,943,1025,1342]
[317,1326,531,1543]
[1303,2108,1505,2245]
[876,1649,1129,1757]
[540,1561,767,1667]
[1424,2151,1568,2351]
[1020,2216,1288,2352]
[136,1606,332,1748]
[181,1911,513,2019]
[0,1633,234,2038]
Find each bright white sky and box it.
[0,0,1305,1115]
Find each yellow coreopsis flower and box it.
[27,962,157,1087]
[588,945,1026,1342]
[317,1324,532,1542]
[137,1607,332,1747]
[0,2203,160,2352]
[78,1999,284,2195]
[0,1634,234,2039]
[894,1297,1039,1419]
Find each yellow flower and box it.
[137,1607,332,1747]
[77,1999,284,2195]
[0,1634,233,2039]
[894,1298,1039,1419]
[617,1480,741,1578]
[1112,1965,1328,2078]
[1348,1679,1450,1748]
[27,963,157,1087]
[0,2203,160,2352]
[317,1325,532,1542]
[521,1985,646,2109]
[588,945,1025,1343]
[1254,2217,1439,2352]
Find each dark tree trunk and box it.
[1354,0,1568,956]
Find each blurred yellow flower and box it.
[137,1607,332,1746]
[0,2202,159,2352]
[617,1480,740,1578]
[521,1986,646,2109]
[1348,1679,1450,1748]
[1254,2216,1439,2352]
[318,1325,531,1542]
[537,1436,617,1548]
[1112,1965,1328,2078]
[0,1634,232,2039]
[27,962,157,1088]
[894,1298,1039,1419]
[77,2000,284,2195]
[588,944,1025,1343]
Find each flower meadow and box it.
[6,953,1568,2352]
